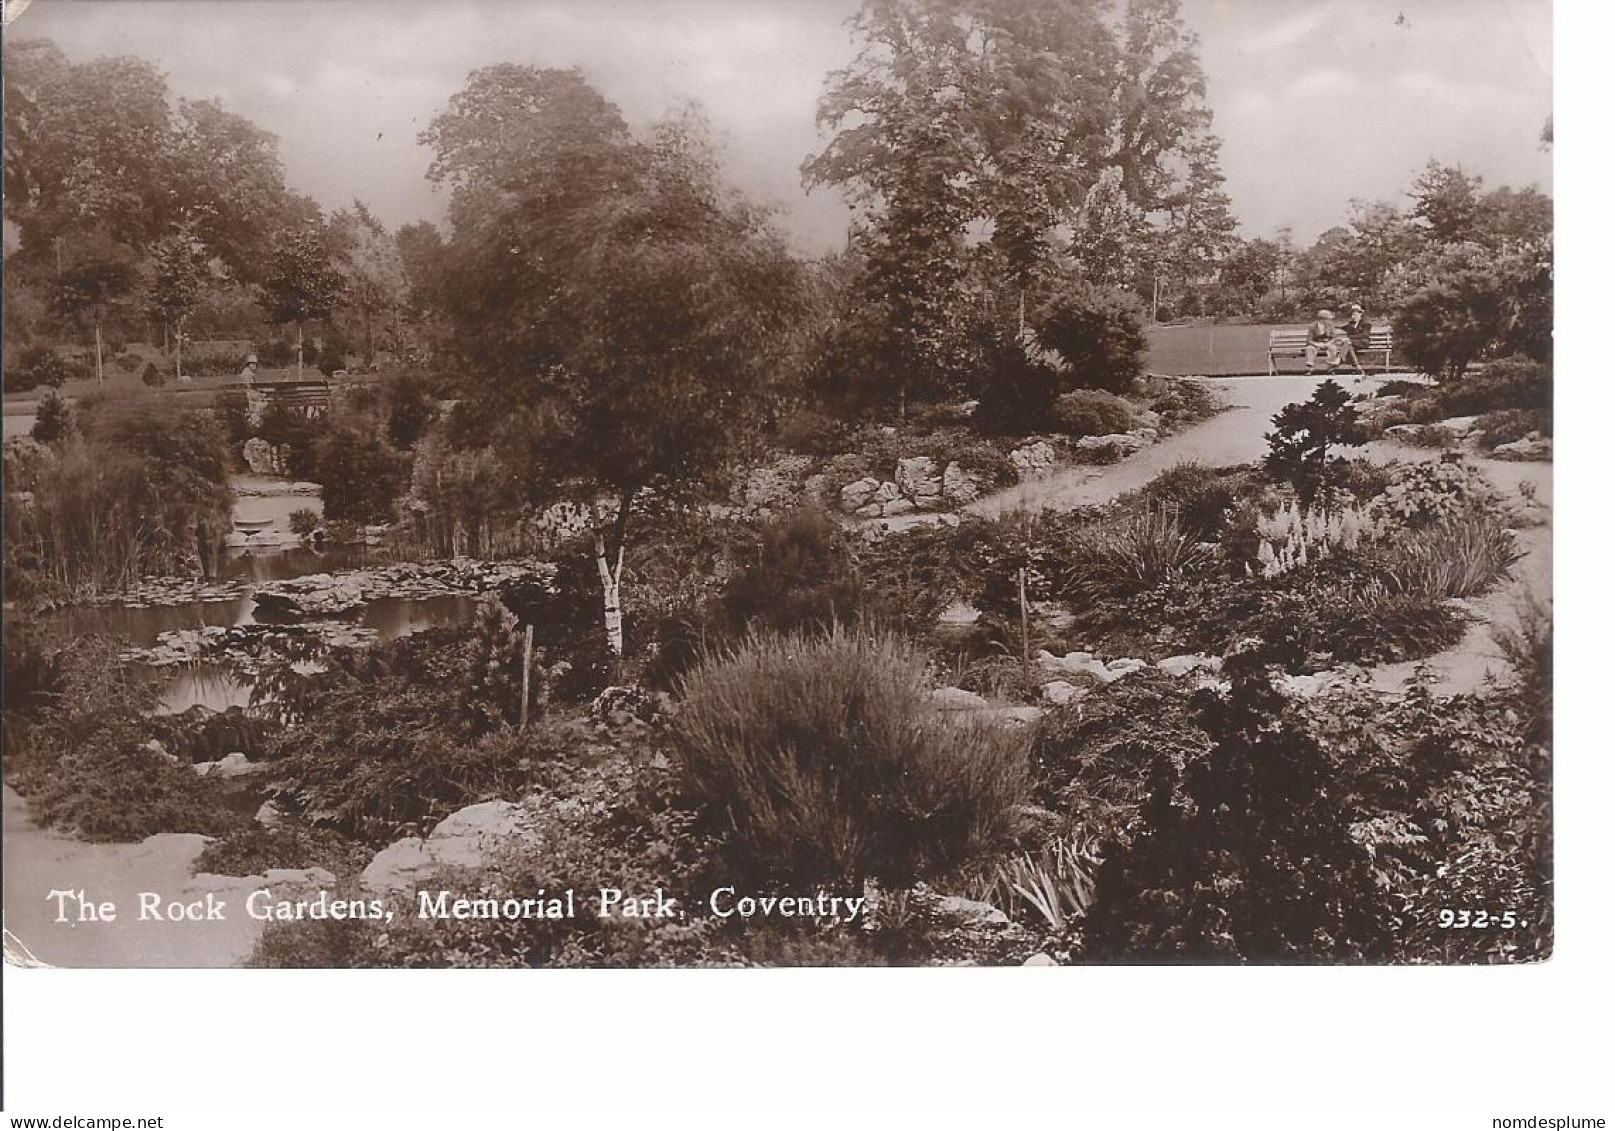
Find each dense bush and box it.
[30,392,74,445]
[1372,456,1499,527]
[1264,379,1369,507]
[1130,462,1252,541]
[1056,505,1217,608]
[1474,407,1551,449]
[1081,650,1400,962]
[1372,514,1521,601]
[8,638,245,841]
[776,408,847,456]
[1052,389,1135,438]
[1030,669,1213,837]
[313,415,410,523]
[971,334,1059,436]
[712,507,869,639]
[1033,283,1147,394]
[260,611,551,842]
[1148,379,1222,432]
[383,372,439,450]
[1437,356,1551,416]
[7,344,77,391]
[672,630,1029,886]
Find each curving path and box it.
[966,373,1551,697]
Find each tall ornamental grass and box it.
[672,629,1029,886]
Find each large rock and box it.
[192,752,264,779]
[873,480,901,504]
[1491,433,1552,461]
[942,461,981,504]
[840,477,881,511]
[1041,680,1083,704]
[242,437,279,475]
[880,497,915,517]
[361,800,534,893]
[1009,441,1057,480]
[1157,653,1222,678]
[894,456,940,497]
[1074,432,1147,457]
[929,686,991,711]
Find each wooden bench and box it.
[1268,325,1393,374]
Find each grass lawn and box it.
[1146,322,1407,377]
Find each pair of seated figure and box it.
[1306,304,1371,374]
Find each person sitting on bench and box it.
[1305,309,1339,373]
[1333,303,1371,377]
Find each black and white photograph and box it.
[0,0,1556,978]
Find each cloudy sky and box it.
[10,0,1552,251]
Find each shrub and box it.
[712,507,870,639]
[776,408,846,456]
[194,821,369,877]
[30,391,74,445]
[313,416,409,523]
[1034,283,1148,394]
[1030,669,1213,828]
[1061,505,1217,605]
[1132,462,1250,541]
[257,405,325,480]
[1397,268,1510,381]
[1081,649,1400,961]
[671,630,1030,886]
[971,335,1059,436]
[1372,514,1522,601]
[1264,379,1369,507]
[1052,389,1134,438]
[1438,356,1550,416]
[9,639,246,841]
[289,507,321,537]
[1149,380,1222,432]
[140,361,166,388]
[1474,407,1551,449]
[1373,456,1500,527]
[17,344,80,390]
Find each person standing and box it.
[239,354,259,385]
[1305,309,1338,373]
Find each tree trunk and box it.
[590,492,634,660]
[296,323,304,380]
[94,321,104,383]
[519,623,535,730]
[1017,566,1031,680]
[175,318,184,382]
[594,536,625,658]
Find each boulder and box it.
[929,687,990,711]
[880,497,915,517]
[1023,953,1058,967]
[1157,653,1223,678]
[1491,433,1552,461]
[255,801,283,828]
[855,502,884,518]
[873,480,901,504]
[1041,680,1083,704]
[942,461,981,504]
[361,799,535,893]
[242,437,278,475]
[1074,432,1147,456]
[840,477,881,511]
[192,752,263,778]
[894,456,940,496]
[1009,441,1057,480]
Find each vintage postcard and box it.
[2,0,1552,968]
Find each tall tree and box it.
[258,226,345,379]
[330,201,408,367]
[146,226,210,378]
[52,236,137,382]
[425,76,802,655]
